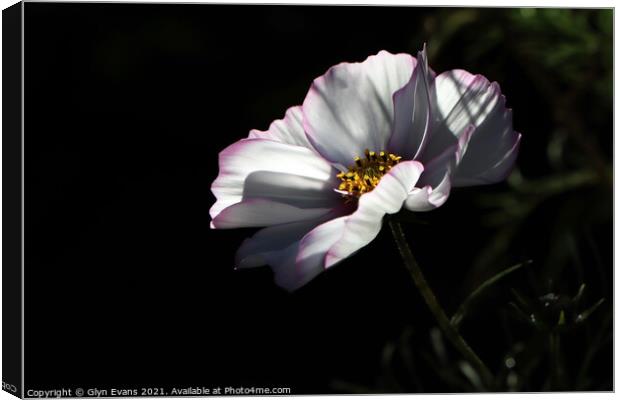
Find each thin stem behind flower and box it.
[388,219,495,390]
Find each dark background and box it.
[24,4,612,393]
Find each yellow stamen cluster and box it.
[336,149,402,200]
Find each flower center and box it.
[336,149,402,200]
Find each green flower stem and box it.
[388,219,495,389]
[549,331,564,390]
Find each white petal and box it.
[235,210,350,291]
[243,170,340,209]
[404,126,473,212]
[404,174,451,212]
[235,219,321,269]
[267,243,307,291]
[388,46,433,159]
[435,70,501,133]
[210,138,336,221]
[324,160,424,267]
[420,125,473,187]
[248,106,316,151]
[452,88,521,186]
[420,69,520,188]
[211,198,332,229]
[239,216,347,292]
[302,51,415,165]
[454,134,521,186]
[421,70,499,164]
[288,216,349,290]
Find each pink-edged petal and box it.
[248,106,316,151]
[388,45,434,159]
[405,126,473,212]
[323,160,424,267]
[211,198,332,229]
[210,138,336,221]
[302,51,415,165]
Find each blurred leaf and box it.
[424,9,479,60]
[575,298,604,324]
[458,361,484,391]
[451,260,532,328]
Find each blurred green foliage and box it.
[335,8,612,392]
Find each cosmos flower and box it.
[209,47,521,291]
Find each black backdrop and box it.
[24,3,612,394]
